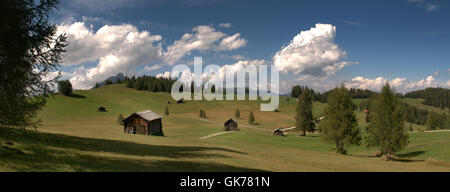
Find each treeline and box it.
[291,84,449,130]
[404,87,450,109]
[291,85,375,102]
[124,76,176,93]
[357,99,430,126]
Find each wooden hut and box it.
[273,128,284,136]
[97,106,106,112]
[122,110,163,136]
[224,118,239,131]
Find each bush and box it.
[235,108,240,119]
[248,111,255,124]
[105,80,113,85]
[164,106,169,116]
[58,80,72,96]
[117,114,124,125]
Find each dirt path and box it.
[424,130,450,133]
[199,131,235,139]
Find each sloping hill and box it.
[1,84,450,171]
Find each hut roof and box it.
[124,110,161,122]
[224,118,237,125]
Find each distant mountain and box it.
[91,73,125,89]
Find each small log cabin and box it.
[273,128,284,136]
[224,118,239,131]
[122,110,163,136]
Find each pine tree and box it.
[199,109,203,118]
[164,106,169,116]
[58,80,73,96]
[295,89,315,136]
[366,83,408,160]
[117,114,124,125]
[235,108,240,119]
[446,114,450,129]
[426,111,439,130]
[248,111,255,124]
[320,84,360,154]
[0,0,67,127]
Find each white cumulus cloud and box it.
[218,22,232,28]
[57,22,163,89]
[273,23,350,76]
[163,25,246,65]
[345,75,441,92]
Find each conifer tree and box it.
[366,83,408,160]
[235,108,240,119]
[426,111,439,130]
[446,114,450,129]
[320,84,361,154]
[295,89,315,136]
[0,0,67,127]
[248,111,255,124]
[199,109,204,118]
[164,106,169,116]
[117,114,124,125]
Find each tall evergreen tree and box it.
[199,109,204,118]
[248,111,255,124]
[0,0,67,127]
[426,111,439,130]
[366,83,408,160]
[235,108,240,119]
[320,84,361,154]
[164,106,169,116]
[117,114,124,125]
[295,89,315,136]
[58,80,72,96]
[446,114,450,129]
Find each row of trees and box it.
[403,87,450,110]
[124,76,176,93]
[426,112,449,130]
[295,84,409,160]
[291,86,376,103]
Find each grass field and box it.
[1,84,450,171]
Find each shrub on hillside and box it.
[58,80,72,96]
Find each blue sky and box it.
[51,0,449,92]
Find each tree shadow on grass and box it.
[69,94,86,99]
[0,128,258,171]
[396,151,426,158]
[0,146,263,172]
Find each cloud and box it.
[408,0,439,12]
[273,23,350,76]
[67,0,136,13]
[343,20,366,27]
[425,3,438,12]
[345,75,442,92]
[156,71,171,79]
[57,22,163,89]
[218,22,232,28]
[230,54,246,60]
[163,25,247,65]
[433,70,440,77]
[144,64,162,72]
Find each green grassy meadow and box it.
[1,84,450,172]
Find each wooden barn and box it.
[273,128,284,136]
[224,118,239,131]
[122,110,163,136]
